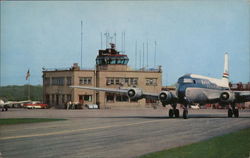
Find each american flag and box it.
[26,69,30,80]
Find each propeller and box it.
[159,93,167,100]
[220,92,229,101]
[128,89,135,97]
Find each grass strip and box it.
[139,128,250,158]
[0,118,66,125]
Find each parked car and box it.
[23,102,48,109]
[85,104,99,109]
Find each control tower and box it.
[96,43,129,71]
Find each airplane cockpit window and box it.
[183,78,193,83]
[177,78,183,83]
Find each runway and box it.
[1,108,250,158]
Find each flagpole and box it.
[28,76,30,100]
[26,69,31,100]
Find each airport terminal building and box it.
[42,44,162,108]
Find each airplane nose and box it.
[177,86,186,102]
[178,90,185,99]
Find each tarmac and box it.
[0,108,250,158]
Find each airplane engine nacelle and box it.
[158,91,173,104]
[127,88,143,100]
[0,99,4,105]
[220,91,235,103]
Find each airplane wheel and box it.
[183,110,188,119]
[234,109,239,118]
[169,109,174,118]
[228,109,233,117]
[2,108,4,111]
[175,109,180,118]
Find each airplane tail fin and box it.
[222,53,229,85]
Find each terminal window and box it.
[106,93,115,102]
[62,94,65,104]
[44,77,50,86]
[79,77,92,85]
[52,94,55,104]
[84,95,92,102]
[116,94,129,102]
[67,94,71,102]
[106,77,138,86]
[79,95,92,102]
[146,78,157,86]
[67,77,72,85]
[52,77,64,86]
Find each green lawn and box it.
[139,128,250,158]
[0,118,65,125]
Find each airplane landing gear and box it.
[228,109,233,117]
[234,109,239,118]
[169,109,174,118]
[1,106,8,111]
[175,109,180,118]
[228,103,239,118]
[183,105,188,119]
[169,104,180,118]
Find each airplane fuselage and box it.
[177,74,230,104]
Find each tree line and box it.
[0,85,42,101]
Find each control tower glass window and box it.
[96,43,129,66]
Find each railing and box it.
[42,67,95,71]
[42,66,162,72]
[42,67,71,71]
[132,66,162,72]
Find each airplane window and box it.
[183,78,193,83]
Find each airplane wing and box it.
[70,86,128,94]
[204,91,220,101]
[234,91,250,103]
[7,100,31,105]
[70,86,160,100]
[141,92,159,100]
[1,100,31,106]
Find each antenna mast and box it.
[105,32,108,48]
[114,33,116,45]
[146,40,148,68]
[135,41,137,69]
[81,20,83,69]
[142,42,145,68]
[101,32,103,49]
[121,32,123,53]
[154,41,157,67]
[139,50,142,69]
[124,31,126,53]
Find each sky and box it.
[1,0,250,86]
